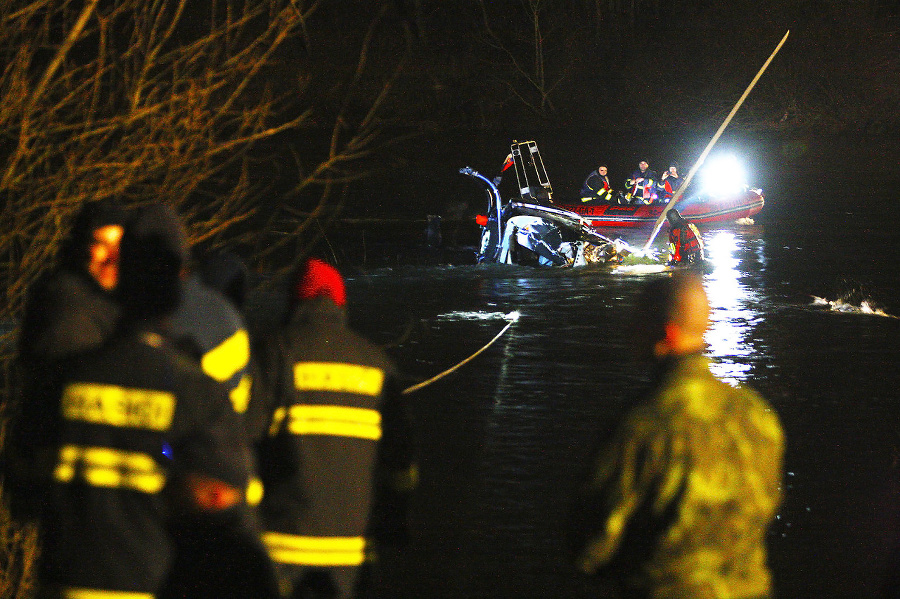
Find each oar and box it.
[642,30,790,253]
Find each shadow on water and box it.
[341,155,900,597]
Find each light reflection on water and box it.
[703,230,761,385]
[345,222,900,598]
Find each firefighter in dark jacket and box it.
[666,209,704,265]
[6,203,254,598]
[17,198,128,362]
[625,160,659,205]
[657,162,683,202]
[253,258,417,599]
[580,165,615,204]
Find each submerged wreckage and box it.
[461,141,649,267]
[461,140,757,267]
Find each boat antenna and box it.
[642,30,790,253]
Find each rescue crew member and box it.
[666,208,704,265]
[11,199,130,522]
[624,160,658,205]
[253,258,417,599]
[17,198,128,362]
[580,165,615,204]
[568,271,784,599]
[7,203,254,599]
[171,257,253,420]
[156,237,278,598]
[657,162,683,202]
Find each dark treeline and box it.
[313,0,900,134]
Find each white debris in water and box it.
[436,311,518,322]
[810,296,896,318]
[734,217,755,225]
[613,264,670,274]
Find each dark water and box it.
[341,159,900,598]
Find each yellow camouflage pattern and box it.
[577,355,784,599]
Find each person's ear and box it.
[653,323,681,357]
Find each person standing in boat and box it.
[580,164,615,205]
[624,160,658,205]
[657,162,683,203]
[666,208,704,265]
[568,271,784,599]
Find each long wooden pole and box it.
[642,30,790,253]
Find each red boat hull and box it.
[556,189,764,228]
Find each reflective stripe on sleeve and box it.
[63,589,155,599]
[201,329,250,384]
[269,405,382,440]
[263,533,367,566]
[61,383,175,431]
[54,445,166,494]
[229,374,252,414]
[293,363,384,396]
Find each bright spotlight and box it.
[700,154,747,197]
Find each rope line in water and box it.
[402,313,519,395]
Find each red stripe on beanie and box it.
[295,258,346,306]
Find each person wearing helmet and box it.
[252,258,417,599]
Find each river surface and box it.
[335,150,900,598]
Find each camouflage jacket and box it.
[571,354,784,599]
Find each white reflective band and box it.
[263,533,367,566]
[294,362,384,396]
[54,445,166,494]
[63,588,154,599]
[61,383,175,431]
[270,405,381,440]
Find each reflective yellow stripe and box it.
[284,405,381,440]
[268,407,287,437]
[63,588,154,599]
[229,374,251,414]
[61,383,175,431]
[54,445,166,494]
[263,533,366,566]
[246,476,264,506]
[201,330,250,383]
[294,362,384,396]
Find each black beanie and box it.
[117,203,190,319]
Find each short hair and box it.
[630,271,706,356]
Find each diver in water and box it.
[666,209,704,265]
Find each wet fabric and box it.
[570,354,784,599]
[253,297,416,598]
[668,222,704,264]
